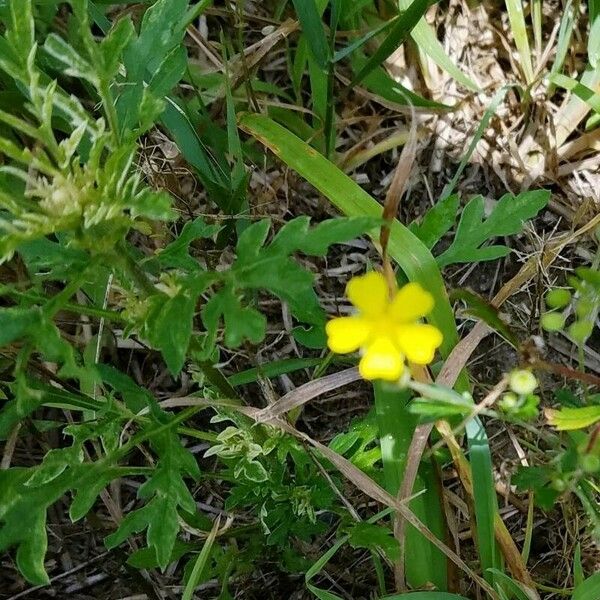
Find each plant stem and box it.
[373,381,448,591]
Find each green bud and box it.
[575,300,594,318]
[581,454,600,473]
[568,320,594,343]
[509,370,538,396]
[551,477,567,492]
[500,392,518,409]
[546,288,571,309]
[541,312,565,332]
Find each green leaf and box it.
[504,0,534,82]
[157,217,221,270]
[374,383,447,589]
[409,398,472,420]
[545,406,600,430]
[148,45,188,98]
[436,190,550,267]
[350,0,432,88]
[398,0,478,91]
[589,17,600,69]
[409,194,460,249]
[449,288,520,348]
[105,430,199,568]
[0,306,40,346]
[98,15,135,79]
[44,34,97,84]
[551,73,600,115]
[347,522,400,561]
[227,357,324,387]
[202,285,267,349]
[573,572,600,600]
[128,539,196,569]
[487,568,536,600]
[147,291,197,376]
[69,466,123,522]
[359,62,450,109]
[0,468,69,585]
[290,0,329,69]
[7,0,34,61]
[182,518,221,600]
[468,418,501,586]
[123,0,188,82]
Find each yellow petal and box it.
[326,316,371,354]
[395,323,443,365]
[359,336,404,381]
[390,282,434,322]
[346,271,389,316]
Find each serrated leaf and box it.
[545,406,600,430]
[104,430,199,568]
[202,285,266,349]
[0,468,68,585]
[268,216,376,256]
[69,466,122,522]
[157,217,221,269]
[235,219,272,265]
[25,446,82,487]
[99,16,135,79]
[123,0,188,82]
[436,190,550,267]
[44,34,97,84]
[147,290,197,376]
[234,459,269,483]
[232,216,375,326]
[0,306,40,346]
[7,0,34,61]
[409,194,460,249]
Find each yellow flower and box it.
[326,271,443,381]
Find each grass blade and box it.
[504,0,534,83]
[181,516,221,600]
[440,86,510,200]
[398,0,479,91]
[350,0,432,88]
[468,419,502,587]
[548,0,576,91]
[290,0,329,69]
[551,73,600,114]
[553,64,600,146]
[374,383,447,590]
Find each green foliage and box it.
[0,0,594,597]
[106,429,200,568]
[436,190,550,267]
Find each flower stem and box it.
[373,381,448,591]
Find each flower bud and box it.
[509,370,538,396]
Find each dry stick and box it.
[254,367,361,422]
[380,99,418,292]
[396,212,600,591]
[0,423,21,470]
